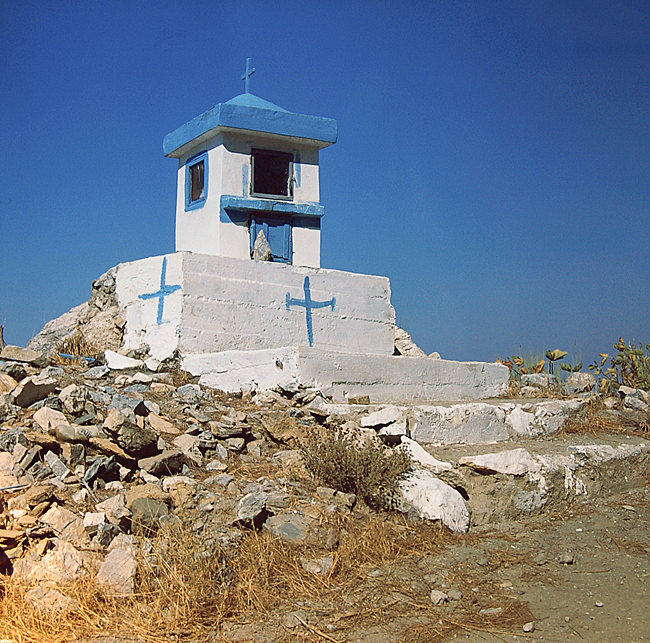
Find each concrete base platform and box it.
[183,346,509,403]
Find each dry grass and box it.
[0,514,536,643]
[561,397,650,437]
[54,332,101,365]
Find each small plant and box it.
[590,338,650,392]
[560,361,583,374]
[497,355,544,378]
[300,427,413,512]
[545,349,568,375]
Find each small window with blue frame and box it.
[185,152,208,210]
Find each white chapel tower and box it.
[163,59,338,268]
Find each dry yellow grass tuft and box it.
[0,514,535,643]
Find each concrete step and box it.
[325,396,590,445]
[423,433,649,529]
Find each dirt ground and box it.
[437,483,650,643]
[63,484,650,643]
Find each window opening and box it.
[251,149,293,199]
[190,160,204,202]
[185,152,208,210]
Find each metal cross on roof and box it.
[241,57,255,93]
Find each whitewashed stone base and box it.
[115,252,395,361]
[184,347,509,404]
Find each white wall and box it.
[174,131,322,266]
[115,252,396,360]
[115,253,184,361]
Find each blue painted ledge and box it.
[164,94,338,158]
[220,195,324,223]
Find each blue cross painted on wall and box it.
[286,276,336,347]
[138,257,181,325]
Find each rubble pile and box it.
[0,342,649,618]
[0,344,426,609]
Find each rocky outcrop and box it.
[28,269,125,358]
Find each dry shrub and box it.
[562,397,650,436]
[0,574,111,643]
[300,426,413,511]
[54,331,100,364]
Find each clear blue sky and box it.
[1,1,648,367]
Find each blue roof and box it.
[163,93,338,158]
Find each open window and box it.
[251,149,293,199]
[185,152,208,210]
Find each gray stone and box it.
[411,403,509,445]
[264,514,314,544]
[225,437,245,451]
[558,551,574,565]
[104,350,144,370]
[96,494,131,531]
[130,496,169,536]
[300,555,333,576]
[24,586,78,611]
[400,436,452,473]
[265,492,290,509]
[11,375,57,408]
[237,492,268,521]
[117,422,158,459]
[430,589,449,605]
[138,449,185,476]
[360,406,403,428]
[521,373,559,389]
[177,383,203,403]
[563,372,597,395]
[212,473,234,486]
[206,459,228,472]
[44,450,71,480]
[394,327,427,358]
[40,505,89,545]
[624,395,649,412]
[253,229,273,261]
[96,547,137,595]
[172,433,203,464]
[83,511,107,537]
[84,364,110,379]
[108,394,144,415]
[0,372,18,394]
[59,384,88,414]
[506,406,535,435]
[0,345,48,367]
[459,448,540,476]
[398,468,470,533]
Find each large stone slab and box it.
[115,252,395,361]
[187,348,509,404]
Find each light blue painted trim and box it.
[185,151,208,211]
[249,213,292,263]
[164,99,338,157]
[294,150,301,188]
[219,195,325,222]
